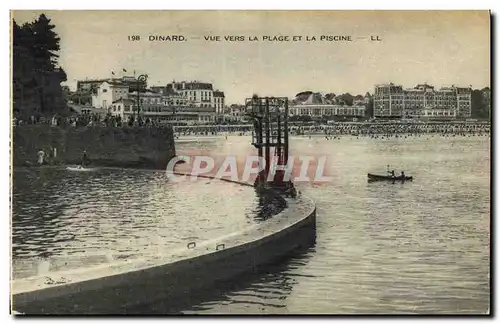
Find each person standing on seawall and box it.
[37,149,45,165]
[81,150,90,167]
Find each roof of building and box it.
[129,90,163,96]
[68,103,107,114]
[150,86,180,96]
[295,91,313,97]
[106,81,130,88]
[112,98,135,104]
[77,79,104,85]
[213,90,225,97]
[415,83,435,89]
[78,76,138,83]
[375,83,397,87]
[169,81,213,90]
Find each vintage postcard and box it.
[10,10,491,315]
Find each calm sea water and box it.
[175,134,490,315]
[12,134,490,314]
[12,168,282,279]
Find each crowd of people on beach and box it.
[14,113,490,139]
[171,121,490,139]
[13,113,177,128]
[292,122,491,138]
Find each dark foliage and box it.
[13,14,68,119]
[471,87,491,119]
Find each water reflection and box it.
[12,167,285,279]
[129,246,316,314]
[12,169,73,259]
[12,134,490,314]
[173,135,490,314]
[252,189,287,223]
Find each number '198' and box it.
[128,35,140,41]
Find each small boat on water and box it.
[66,165,96,172]
[367,173,413,182]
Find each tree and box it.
[471,89,490,119]
[365,98,374,118]
[337,93,354,106]
[12,14,67,119]
[324,93,336,102]
[31,14,61,69]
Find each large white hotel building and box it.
[74,77,225,124]
[152,81,225,114]
[373,83,472,118]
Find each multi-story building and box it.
[162,81,225,111]
[80,78,222,124]
[149,85,178,97]
[128,90,190,108]
[77,76,146,93]
[289,91,367,118]
[373,83,405,117]
[213,90,225,114]
[91,81,129,109]
[221,104,247,122]
[107,98,136,119]
[108,90,216,124]
[77,79,105,93]
[289,104,366,118]
[456,86,472,117]
[373,83,472,118]
[401,86,427,117]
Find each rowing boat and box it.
[367,173,413,182]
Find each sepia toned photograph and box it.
[9,10,491,315]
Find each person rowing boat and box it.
[367,172,413,182]
[386,165,396,178]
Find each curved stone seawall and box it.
[12,174,316,314]
[13,125,176,170]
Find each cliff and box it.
[13,125,176,170]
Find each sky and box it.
[11,10,490,104]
